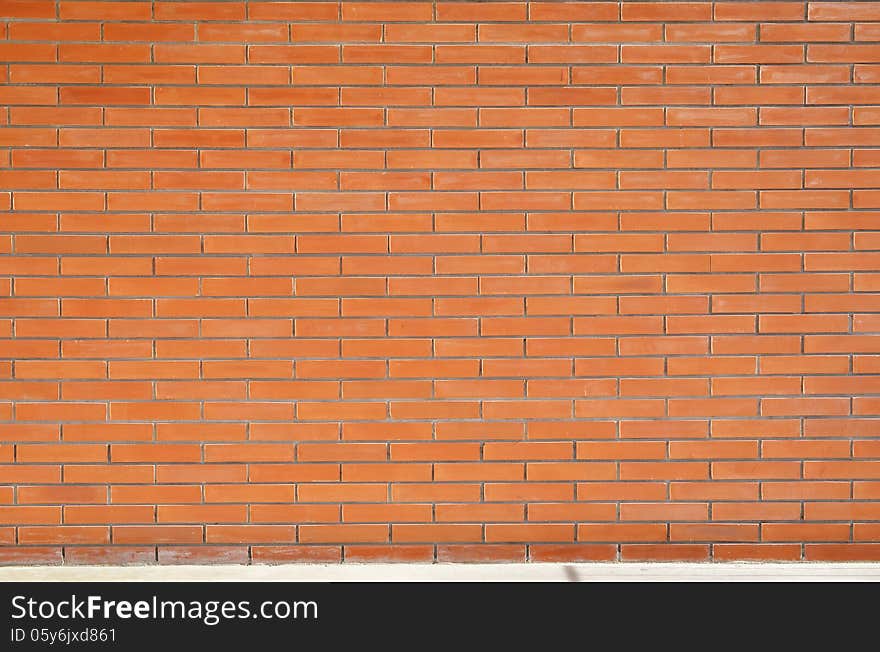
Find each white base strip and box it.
[0,562,878,582]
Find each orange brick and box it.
[3,2,880,562]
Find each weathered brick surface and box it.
[1,1,879,563]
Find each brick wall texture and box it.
[2,0,880,565]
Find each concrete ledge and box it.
[0,563,878,582]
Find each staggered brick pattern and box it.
[1,0,879,564]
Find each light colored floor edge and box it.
[0,562,879,582]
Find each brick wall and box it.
[1,0,879,564]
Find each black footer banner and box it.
[0,580,868,649]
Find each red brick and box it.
[2,1,880,563]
